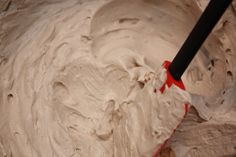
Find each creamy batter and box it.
[0,0,236,157]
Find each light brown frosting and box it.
[0,0,236,156]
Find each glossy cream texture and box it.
[0,0,236,157]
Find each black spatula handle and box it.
[169,0,232,81]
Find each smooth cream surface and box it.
[0,0,236,157]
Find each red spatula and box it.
[153,0,233,156]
